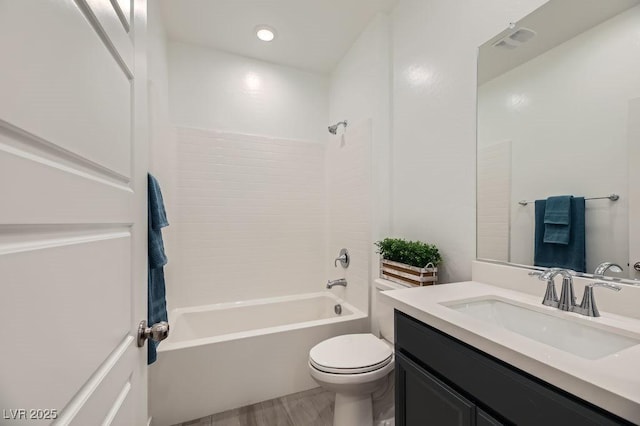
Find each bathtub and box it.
[149,292,368,426]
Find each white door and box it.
[0,0,148,424]
[629,98,640,281]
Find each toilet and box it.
[308,279,405,426]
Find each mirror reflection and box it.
[476,0,640,279]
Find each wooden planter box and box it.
[380,259,438,287]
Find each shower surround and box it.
[167,126,327,308]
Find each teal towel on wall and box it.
[148,173,169,365]
[534,197,585,272]
[543,195,572,245]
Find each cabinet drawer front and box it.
[395,311,628,426]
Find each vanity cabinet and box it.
[394,311,632,426]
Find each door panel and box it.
[68,346,136,426]
[82,0,134,74]
[0,0,132,178]
[0,128,134,224]
[0,0,147,424]
[111,0,131,31]
[106,382,135,426]
[0,230,131,413]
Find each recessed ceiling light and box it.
[256,26,276,42]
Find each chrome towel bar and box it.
[518,194,619,206]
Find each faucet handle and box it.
[586,282,621,292]
[576,282,622,317]
[334,248,350,268]
[541,279,559,307]
[529,270,559,307]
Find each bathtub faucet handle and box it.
[334,248,350,268]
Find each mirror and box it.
[476,0,640,281]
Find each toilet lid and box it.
[309,334,393,374]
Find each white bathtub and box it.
[149,292,368,426]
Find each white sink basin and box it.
[446,298,640,359]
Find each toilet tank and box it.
[374,278,410,344]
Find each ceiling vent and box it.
[492,27,537,50]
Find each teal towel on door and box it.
[534,197,586,272]
[543,195,572,245]
[148,173,169,365]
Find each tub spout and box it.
[327,278,347,289]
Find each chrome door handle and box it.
[634,262,640,272]
[137,320,170,347]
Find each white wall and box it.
[478,7,639,273]
[148,1,175,197]
[169,127,325,308]
[168,42,329,142]
[327,14,391,315]
[163,42,331,308]
[148,1,178,292]
[390,0,548,283]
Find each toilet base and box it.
[334,392,372,426]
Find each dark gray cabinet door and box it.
[477,409,504,426]
[396,352,475,426]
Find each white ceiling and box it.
[478,0,639,84]
[159,0,399,74]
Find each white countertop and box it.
[379,281,640,423]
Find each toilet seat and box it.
[309,333,393,374]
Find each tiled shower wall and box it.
[325,121,372,314]
[168,127,326,308]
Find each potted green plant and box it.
[374,238,442,286]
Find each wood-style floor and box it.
[175,387,335,426]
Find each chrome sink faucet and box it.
[327,278,347,289]
[531,268,576,311]
[531,268,622,317]
[593,262,623,278]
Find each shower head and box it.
[328,120,348,135]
